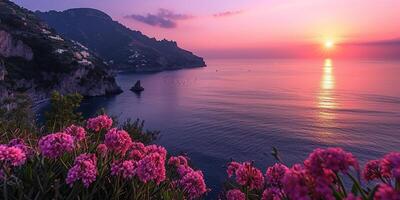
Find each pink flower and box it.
[145,145,167,158]
[282,164,311,200]
[314,177,335,200]
[345,194,362,200]
[227,161,241,177]
[136,152,166,184]
[8,138,34,158]
[233,162,265,190]
[96,144,108,157]
[374,184,400,200]
[177,165,194,177]
[111,160,136,179]
[127,142,146,161]
[128,150,144,161]
[304,148,359,178]
[38,132,75,159]
[104,128,132,155]
[265,163,288,186]
[86,114,113,132]
[381,152,400,181]
[179,170,207,199]
[130,142,146,152]
[226,189,245,200]
[363,159,383,181]
[65,125,86,142]
[0,145,27,166]
[168,156,189,167]
[66,154,97,188]
[262,188,282,200]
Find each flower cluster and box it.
[1,114,209,200]
[0,139,33,180]
[303,148,359,200]
[227,161,265,190]
[38,132,75,159]
[136,150,166,184]
[281,164,311,200]
[105,128,132,155]
[66,153,98,188]
[111,160,136,179]
[8,138,34,158]
[262,187,281,200]
[226,189,245,200]
[86,114,113,132]
[65,125,86,142]
[381,152,400,181]
[109,144,168,185]
[265,163,288,187]
[224,148,400,200]
[374,184,400,200]
[168,156,208,199]
[179,170,208,199]
[127,142,146,161]
[0,144,27,167]
[363,159,383,181]
[304,147,359,176]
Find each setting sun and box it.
[324,40,335,49]
[324,40,334,49]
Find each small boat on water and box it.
[130,80,144,93]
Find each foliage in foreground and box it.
[0,92,207,199]
[0,114,208,199]
[221,148,400,200]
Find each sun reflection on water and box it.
[318,59,337,109]
[317,59,338,137]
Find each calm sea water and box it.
[81,59,400,197]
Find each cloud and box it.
[359,38,400,46]
[343,38,400,46]
[125,9,193,28]
[336,38,400,59]
[213,10,243,18]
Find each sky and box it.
[13,0,400,59]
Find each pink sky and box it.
[14,0,400,59]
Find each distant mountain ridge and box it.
[36,8,206,72]
[0,0,122,104]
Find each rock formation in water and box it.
[36,8,206,72]
[0,0,122,104]
[130,80,144,93]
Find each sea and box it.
[77,58,400,198]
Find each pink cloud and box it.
[213,10,243,18]
[125,8,194,28]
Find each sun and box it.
[324,40,334,49]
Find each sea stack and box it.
[130,80,144,93]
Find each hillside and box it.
[36,8,206,72]
[0,0,122,104]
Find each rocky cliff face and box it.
[0,0,122,104]
[36,8,206,72]
[0,30,33,60]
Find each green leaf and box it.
[351,183,359,195]
[367,185,379,200]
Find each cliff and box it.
[0,0,122,104]
[36,8,206,72]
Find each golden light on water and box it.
[321,59,334,90]
[316,58,338,137]
[318,58,337,110]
